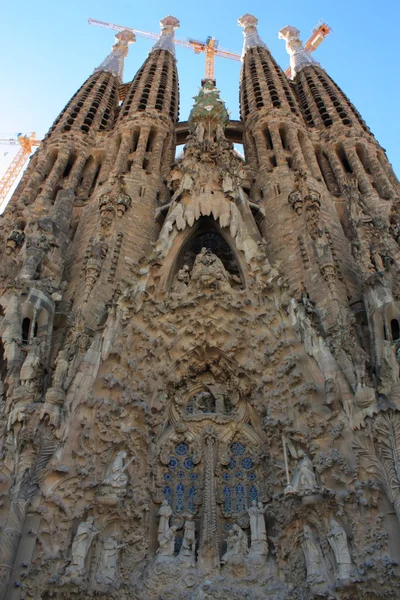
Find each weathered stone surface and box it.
[0,12,400,600]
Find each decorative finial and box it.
[238,14,267,57]
[151,15,180,57]
[278,26,318,77]
[94,29,136,78]
[188,79,229,136]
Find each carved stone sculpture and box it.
[247,500,268,557]
[220,524,248,565]
[157,500,173,543]
[157,524,177,558]
[191,247,231,293]
[285,450,318,496]
[96,534,126,586]
[301,525,327,586]
[327,518,352,582]
[179,515,196,565]
[64,517,98,580]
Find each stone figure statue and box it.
[52,349,69,390]
[103,450,132,492]
[220,524,248,565]
[179,515,196,565]
[191,247,231,292]
[172,264,190,293]
[157,525,177,558]
[327,519,352,581]
[285,450,317,496]
[20,337,46,393]
[158,500,173,543]
[65,517,98,578]
[247,500,268,556]
[96,534,127,586]
[301,525,326,584]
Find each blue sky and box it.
[1,0,400,179]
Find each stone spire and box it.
[150,15,180,57]
[94,29,136,78]
[278,26,318,77]
[238,14,267,56]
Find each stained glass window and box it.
[162,443,199,513]
[219,442,258,514]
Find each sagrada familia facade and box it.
[0,12,400,600]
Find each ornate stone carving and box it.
[285,450,319,497]
[64,517,98,580]
[220,524,248,565]
[247,500,268,558]
[327,518,352,582]
[96,534,127,586]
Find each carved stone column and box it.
[0,498,29,598]
[199,428,219,574]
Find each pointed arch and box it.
[163,216,248,291]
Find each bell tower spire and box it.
[150,15,179,56]
[94,29,136,78]
[278,26,318,77]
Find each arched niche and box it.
[162,216,248,291]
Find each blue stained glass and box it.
[235,471,243,478]
[235,483,245,512]
[249,484,258,503]
[249,473,256,481]
[176,483,185,513]
[177,470,185,480]
[175,443,189,456]
[190,473,198,480]
[169,457,178,469]
[183,457,194,470]
[231,443,246,457]
[228,458,237,470]
[188,485,196,512]
[242,457,254,469]
[164,486,172,504]
[223,473,231,481]
[224,486,232,512]
[164,473,172,481]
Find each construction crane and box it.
[285,21,332,78]
[89,17,331,82]
[88,18,241,81]
[0,133,40,211]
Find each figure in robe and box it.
[157,500,173,543]
[247,500,268,556]
[221,524,248,565]
[179,515,196,565]
[157,525,177,558]
[96,535,127,586]
[302,525,327,585]
[285,450,317,496]
[327,519,352,581]
[65,517,98,578]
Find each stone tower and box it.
[0,12,400,600]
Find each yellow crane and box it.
[0,133,40,211]
[89,18,331,82]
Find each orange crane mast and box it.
[0,133,41,212]
[89,17,331,82]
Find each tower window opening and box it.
[146,129,156,153]
[22,318,31,345]
[391,319,400,342]
[336,145,353,174]
[279,126,289,150]
[62,154,76,179]
[264,128,273,151]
